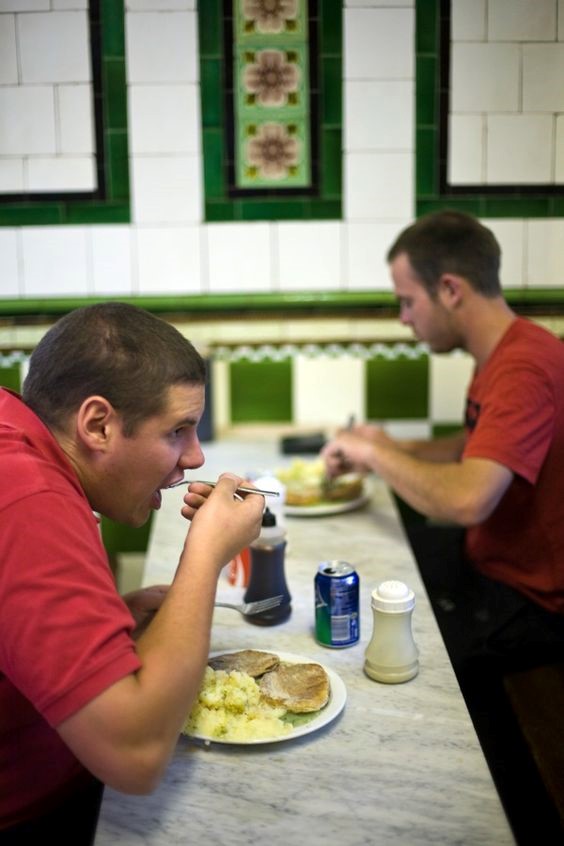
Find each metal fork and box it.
[214,595,284,615]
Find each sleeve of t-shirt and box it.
[0,491,142,727]
[462,363,555,485]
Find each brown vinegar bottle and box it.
[243,508,291,625]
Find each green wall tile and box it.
[104,60,127,129]
[201,59,224,127]
[101,0,125,58]
[321,128,342,196]
[202,130,227,199]
[198,0,223,56]
[365,356,429,420]
[230,360,293,423]
[0,364,22,392]
[320,0,343,54]
[321,57,342,124]
[416,56,437,126]
[432,423,463,438]
[416,0,438,54]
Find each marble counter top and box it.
[95,435,515,845]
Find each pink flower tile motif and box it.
[243,49,299,107]
[247,123,299,179]
[243,0,298,35]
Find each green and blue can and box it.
[314,560,360,648]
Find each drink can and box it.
[314,560,360,648]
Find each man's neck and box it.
[463,297,517,369]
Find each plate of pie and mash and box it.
[275,459,368,516]
[182,650,346,745]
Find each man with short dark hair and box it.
[0,302,264,842]
[322,211,564,833]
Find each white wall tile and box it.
[451,44,519,113]
[21,227,89,296]
[384,420,431,439]
[135,225,202,294]
[448,115,484,184]
[126,12,198,83]
[451,0,486,40]
[27,156,96,191]
[0,2,49,9]
[346,220,409,290]
[19,11,90,83]
[206,224,272,293]
[485,219,526,288]
[53,0,88,8]
[345,80,413,151]
[527,220,564,287]
[293,354,365,427]
[58,84,94,154]
[0,87,56,155]
[344,8,414,79]
[560,0,564,40]
[487,115,553,183]
[129,84,200,154]
[523,44,564,112]
[90,226,134,295]
[277,222,342,291]
[0,14,17,83]
[0,229,20,296]
[430,353,473,423]
[131,155,202,224]
[488,0,556,41]
[0,159,24,192]
[345,152,413,219]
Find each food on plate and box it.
[275,458,363,507]
[259,661,330,713]
[182,652,332,742]
[208,649,279,677]
[182,666,291,742]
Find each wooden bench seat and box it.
[503,661,564,830]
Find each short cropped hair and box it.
[23,302,206,436]
[387,210,502,298]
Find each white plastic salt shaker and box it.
[364,580,419,683]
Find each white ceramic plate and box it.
[285,494,369,517]
[187,650,347,746]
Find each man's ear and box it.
[437,273,464,309]
[75,396,116,452]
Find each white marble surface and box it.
[95,435,515,845]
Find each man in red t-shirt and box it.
[0,303,264,841]
[321,211,564,832]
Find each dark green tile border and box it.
[416,0,564,218]
[2,287,564,319]
[0,0,130,227]
[199,0,343,221]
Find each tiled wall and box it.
[1,0,564,432]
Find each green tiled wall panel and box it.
[365,357,429,420]
[230,360,293,423]
[416,0,564,218]
[199,1,343,222]
[0,0,130,228]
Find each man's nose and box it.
[181,440,205,470]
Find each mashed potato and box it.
[182,666,293,742]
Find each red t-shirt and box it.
[463,318,564,614]
[0,389,142,828]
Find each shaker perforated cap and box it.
[371,580,415,612]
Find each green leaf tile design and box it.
[200,0,343,221]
